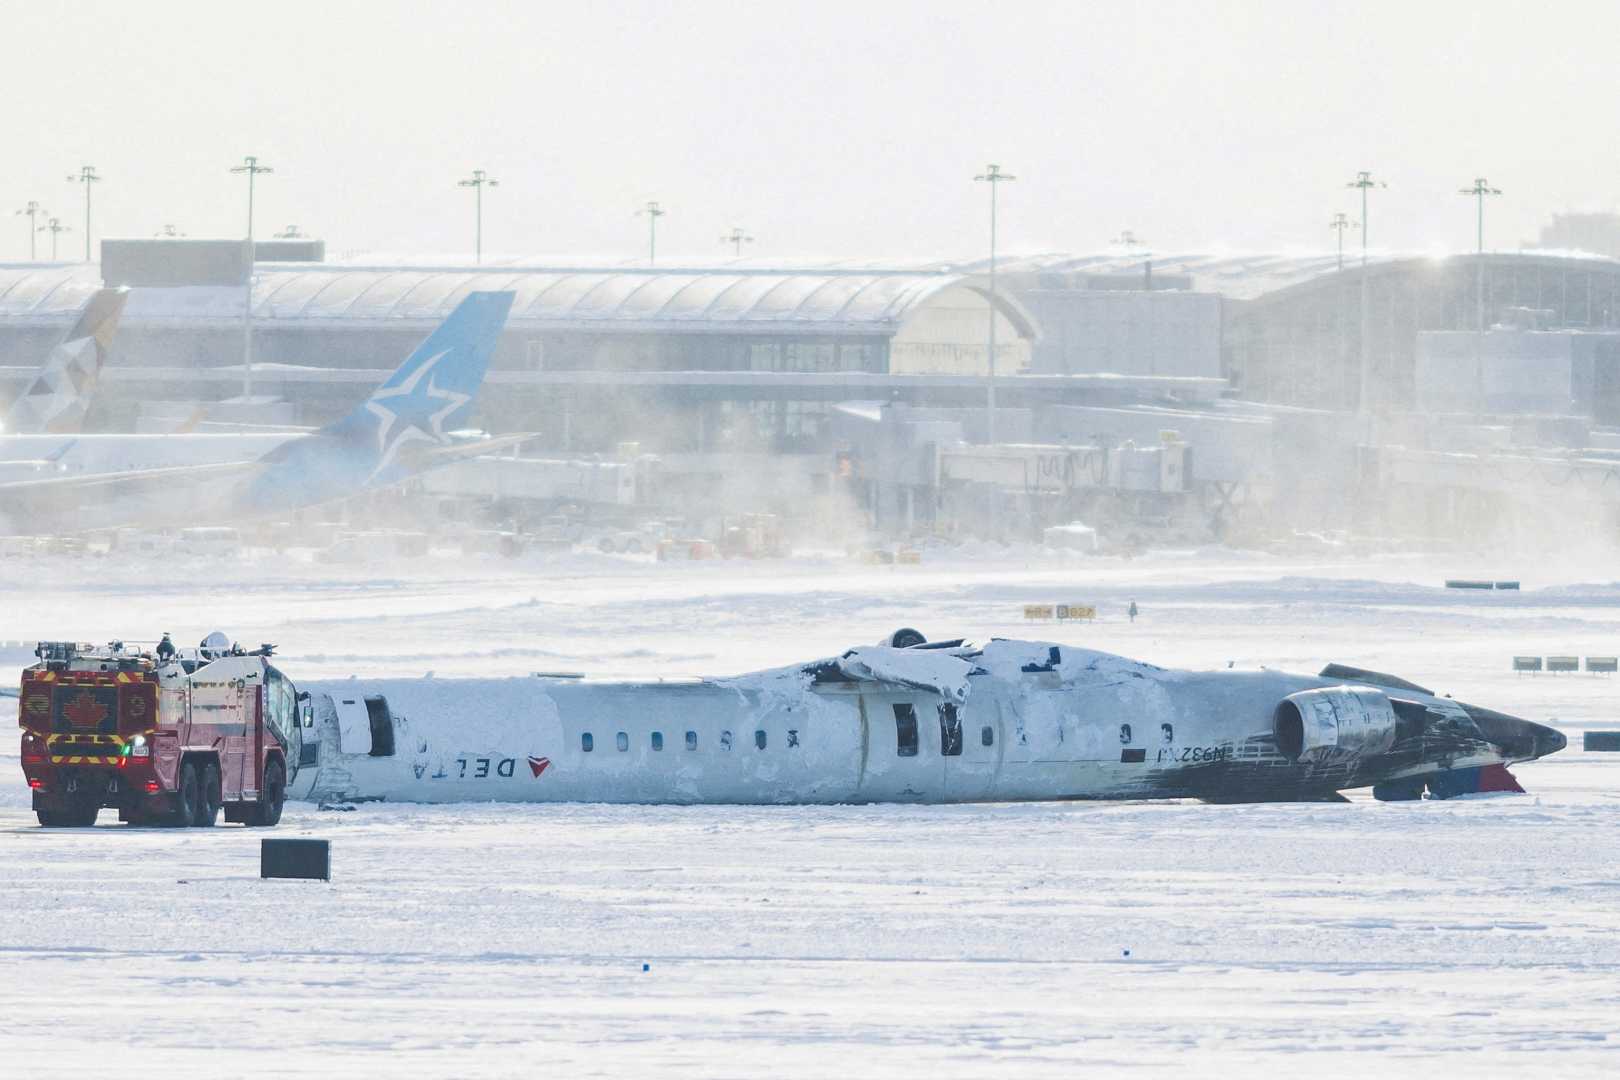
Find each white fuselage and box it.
[286,640,1517,806]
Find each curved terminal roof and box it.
[0,263,1038,339]
[5,249,1617,327]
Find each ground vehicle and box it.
[718,513,790,558]
[592,521,670,555]
[18,637,300,828]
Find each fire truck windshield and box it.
[265,664,302,776]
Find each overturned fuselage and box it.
[287,639,1566,806]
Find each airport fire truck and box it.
[17,636,301,828]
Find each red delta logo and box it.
[528,756,551,779]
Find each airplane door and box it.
[941,698,998,801]
[853,691,945,801]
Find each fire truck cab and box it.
[18,636,300,828]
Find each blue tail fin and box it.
[322,290,515,474]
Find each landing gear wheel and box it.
[597,538,616,554]
[248,759,285,827]
[194,762,221,827]
[171,761,200,827]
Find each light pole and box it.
[14,201,45,260]
[38,218,70,260]
[1346,170,1383,414]
[1329,212,1357,272]
[720,226,754,256]
[1460,177,1501,335]
[230,155,274,398]
[639,201,665,266]
[1461,178,1502,413]
[66,166,100,262]
[458,170,498,263]
[974,163,1016,444]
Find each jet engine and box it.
[1273,686,1400,763]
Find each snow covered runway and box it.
[3,548,1619,1075]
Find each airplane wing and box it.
[419,432,541,465]
[0,458,263,495]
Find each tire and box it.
[249,759,285,827]
[597,537,616,554]
[171,761,201,827]
[624,538,643,554]
[36,809,68,827]
[65,802,99,827]
[194,762,221,827]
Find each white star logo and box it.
[362,349,470,481]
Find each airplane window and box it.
[581,732,594,752]
[1119,723,1133,744]
[1161,723,1173,744]
[720,730,733,751]
[893,703,918,757]
[981,725,994,747]
[651,731,664,751]
[755,729,767,750]
[616,731,629,752]
[685,731,697,751]
[938,703,963,757]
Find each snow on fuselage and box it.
[287,640,1562,806]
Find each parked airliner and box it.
[0,291,521,529]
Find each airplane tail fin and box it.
[317,290,515,481]
[3,287,129,434]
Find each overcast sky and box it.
[3,0,1614,263]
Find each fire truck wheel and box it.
[249,759,286,827]
[172,761,201,827]
[194,763,222,827]
[36,808,92,827]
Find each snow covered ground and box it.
[3,546,1620,1076]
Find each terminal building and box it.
[5,243,1620,540]
[0,248,1239,452]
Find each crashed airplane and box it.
[287,633,1566,806]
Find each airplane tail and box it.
[3,287,129,434]
[306,290,516,484]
